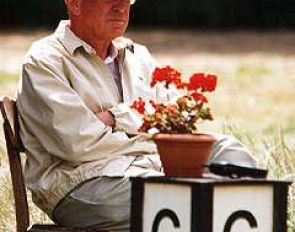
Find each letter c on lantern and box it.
[223,210,258,232]
[152,209,181,232]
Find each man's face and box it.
[79,0,131,41]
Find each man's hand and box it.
[95,111,115,128]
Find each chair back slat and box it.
[1,97,25,152]
[1,97,30,232]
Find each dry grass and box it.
[0,29,294,231]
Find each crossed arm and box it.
[95,111,115,128]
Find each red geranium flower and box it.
[187,73,217,92]
[187,73,205,91]
[151,66,182,88]
[191,92,208,103]
[202,74,217,92]
[149,100,157,109]
[131,97,146,114]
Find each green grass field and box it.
[0,30,294,231]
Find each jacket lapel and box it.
[121,49,156,103]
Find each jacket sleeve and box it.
[18,55,125,164]
[108,103,142,134]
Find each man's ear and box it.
[65,0,82,16]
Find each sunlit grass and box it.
[0,175,15,232]
[0,72,19,99]
[0,72,18,85]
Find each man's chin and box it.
[110,27,127,38]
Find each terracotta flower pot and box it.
[153,133,216,178]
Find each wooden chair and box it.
[0,97,105,232]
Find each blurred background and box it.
[0,0,294,231]
[1,0,295,29]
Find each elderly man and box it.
[17,0,256,231]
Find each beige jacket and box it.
[17,21,167,215]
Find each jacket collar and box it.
[55,20,134,57]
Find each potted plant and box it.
[131,66,218,178]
